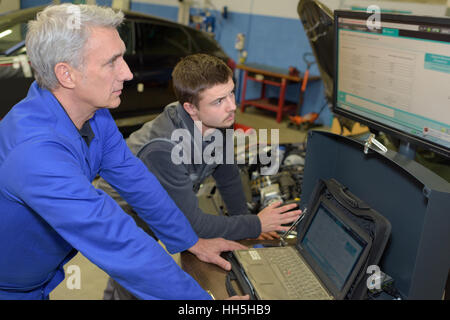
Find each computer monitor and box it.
[333,10,450,158]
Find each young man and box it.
[98,53,302,299]
[0,4,247,300]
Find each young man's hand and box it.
[257,201,302,233]
[188,238,247,271]
[256,231,280,240]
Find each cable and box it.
[316,99,329,117]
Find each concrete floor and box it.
[50,251,108,300]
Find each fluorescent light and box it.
[0,29,12,39]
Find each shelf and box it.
[241,98,297,114]
[238,63,320,123]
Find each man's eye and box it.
[108,58,119,67]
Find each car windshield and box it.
[0,21,28,56]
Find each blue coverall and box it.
[0,82,211,300]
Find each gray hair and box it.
[25,4,124,90]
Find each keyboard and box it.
[263,246,332,300]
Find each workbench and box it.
[237,63,320,123]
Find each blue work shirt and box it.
[0,82,211,300]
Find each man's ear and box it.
[54,63,76,89]
[182,102,198,118]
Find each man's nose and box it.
[227,97,237,112]
[120,58,133,81]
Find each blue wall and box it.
[129,2,332,126]
[21,0,51,7]
[214,10,329,125]
[130,2,177,21]
[20,0,332,125]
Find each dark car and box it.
[0,6,234,135]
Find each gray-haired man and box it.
[0,4,246,300]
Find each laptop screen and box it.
[300,203,368,291]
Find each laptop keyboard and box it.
[265,247,332,300]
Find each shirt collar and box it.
[78,120,95,147]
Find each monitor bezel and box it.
[332,10,450,159]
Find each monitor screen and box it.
[333,11,450,158]
[301,203,367,291]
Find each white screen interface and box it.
[336,17,450,151]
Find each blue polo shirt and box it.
[0,82,210,300]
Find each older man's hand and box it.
[188,238,247,271]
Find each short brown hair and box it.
[171,54,233,107]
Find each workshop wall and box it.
[21,0,332,125]
[128,0,331,125]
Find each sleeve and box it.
[212,163,251,216]
[5,140,211,300]
[97,113,199,254]
[138,141,261,240]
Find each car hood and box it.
[297,0,334,102]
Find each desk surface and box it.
[180,239,295,300]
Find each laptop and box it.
[230,195,373,300]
